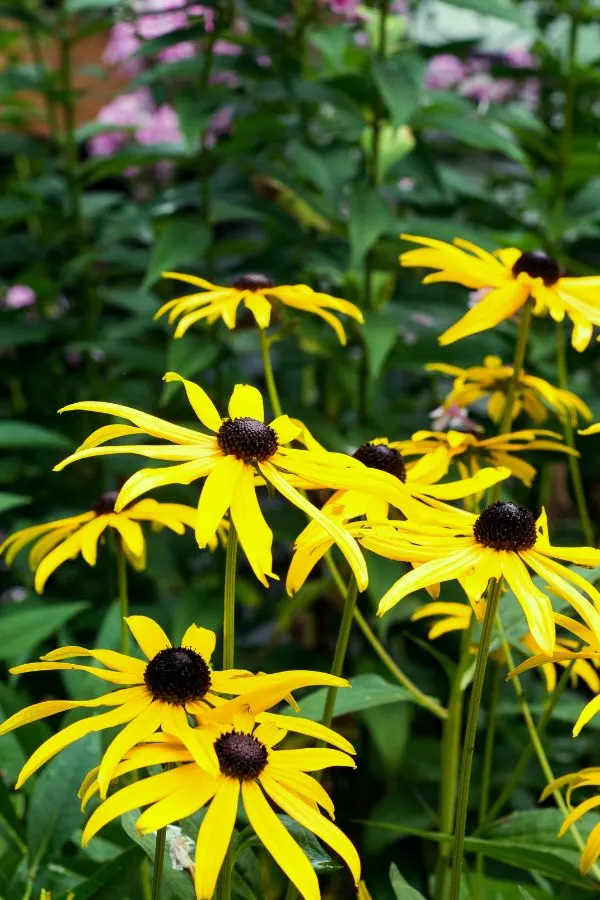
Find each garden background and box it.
[2,1,600,898]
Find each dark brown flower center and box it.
[511,251,560,286]
[232,274,275,291]
[92,490,119,515]
[217,417,278,463]
[144,647,212,705]
[473,501,537,552]
[352,442,407,483]
[214,730,268,780]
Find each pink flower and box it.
[425,54,466,90]
[4,285,36,309]
[89,132,126,158]
[460,74,514,105]
[327,0,360,17]
[430,404,482,433]
[214,39,242,56]
[137,11,188,40]
[136,104,183,146]
[504,46,536,69]
[189,4,215,32]
[88,89,153,157]
[256,54,272,68]
[210,70,240,88]
[158,40,196,63]
[104,22,141,74]
[205,106,234,149]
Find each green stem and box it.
[222,522,238,670]
[474,657,502,898]
[434,618,475,900]
[321,578,359,729]
[449,578,503,900]
[498,625,600,882]
[151,826,167,900]
[556,320,594,545]
[116,541,129,656]
[259,329,283,418]
[325,552,446,718]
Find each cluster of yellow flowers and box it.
[3,234,600,896]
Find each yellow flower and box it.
[352,502,600,653]
[399,234,600,350]
[79,711,361,900]
[427,356,592,427]
[54,377,426,589]
[413,603,600,693]
[540,769,600,873]
[156,271,364,345]
[0,615,348,798]
[0,494,204,592]
[392,427,575,488]
[286,435,509,594]
[580,423,600,436]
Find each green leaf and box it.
[143,221,210,288]
[27,733,101,865]
[57,845,142,899]
[390,862,427,899]
[0,421,70,449]
[280,816,341,873]
[283,673,412,721]
[0,492,30,515]
[416,110,526,165]
[372,56,422,129]
[121,811,196,899]
[361,701,412,772]
[348,188,393,269]
[362,309,399,381]
[0,601,88,661]
[437,0,534,27]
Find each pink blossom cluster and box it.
[88,88,183,159]
[3,285,36,310]
[425,47,539,108]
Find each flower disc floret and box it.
[144,647,212,705]
[512,251,561,286]
[217,416,279,462]
[92,490,119,515]
[232,273,275,291]
[352,442,407,482]
[214,730,268,780]
[474,501,537,552]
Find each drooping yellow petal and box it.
[9,661,143,685]
[57,400,203,445]
[271,748,356,772]
[228,384,265,422]
[110,515,145,561]
[439,280,528,346]
[500,552,555,654]
[230,465,276,586]
[125,616,171,659]
[377,547,479,617]
[34,531,84,593]
[195,456,244,548]
[267,764,335,818]
[0,513,93,565]
[194,778,240,899]
[160,704,218,776]
[259,711,355,754]
[136,770,217,834]
[269,415,302,445]
[244,293,272,329]
[162,372,223,432]
[96,699,163,797]
[115,456,219,511]
[573,695,600,737]
[78,517,110,566]
[42,645,146,674]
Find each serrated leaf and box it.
[0,601,88,661]
[144,221,210,289]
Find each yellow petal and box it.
[160,705,218,776]
[126,616,171,659]
[267,764,335,818]
[116,457,218,511]
[42,645,146,674]
[96,699,163,797]
[194,778,239,899]
[260,711,355,754]
[242,779,320,900]
[439,281,528,346]
[378,548,479,617]
[136,769,217,834]
[163,372,223,432]
[9,661,143,685]
[57,400,202,445]
[195,457,244,548]
[110,516,145,561]
[230,466,276,586]
[500,552,555,655]
[180,624,216,661]
[270,748,356,772]
[270,415,302,445]
[244,294,272,329]
[228,384,265,422]
[34,531,84,593]
[78,517,109,566]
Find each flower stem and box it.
[151,826,167,900]
[259,329,283,419]
[474,657,502,898]
[434,617,474,900]
[449,578,503,900]
[555,320,594,545]
[116,541,129,656]
[497,623,600,882]
[222,522,238,670]
[321,577,359,729]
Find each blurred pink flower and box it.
[210,70,240,88]
[214,39,242,56]
[425,54,466,90]
[205,106,234,149]
[257,54,272,68]
[137,11,188,41]
[104,21,142,74]
[136,104,183,146]
[327,0,360,17]
[504,46,536,69]
[159,40,196,63]
[89,89,153,157]
[4,285,36,309]
[460,73,514,105]
[430,404,482,433]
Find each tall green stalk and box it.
[449,578,503,900]
[474,658,502,898]
[321,578,358,729]
[259,329,283,418]
[116,542,129,655]
[151,826,167,900]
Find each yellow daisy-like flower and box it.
[54,377,426,589]
[427,356,592,427]
[540,769,600,873]
[580,423,600,437]
[79,711,361,900]
[351,501,600,653]
[400,234,600,350]
[156,271,364,345]
[0,615,348,798]
[0,493,205,592]
[392,427,575,488]
[413,603,600,693]
[286,436,509,594]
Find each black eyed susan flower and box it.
[0,615,349,798]
[0,494,205,592]
[400,235,600,349]
[540,770,600,873]
[156,271,364,345]
[286,435,509,594]
[80,711,361,900]
[352,502,600,654]
[413,602,600,693]
[54,377,427,589]
[427,356,592,427]
[392,427,575,488]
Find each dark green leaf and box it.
[0,492,30,515]
[373,56,423,129]
[0,602,89,661]
[283,673,413,721]
[144,221,210,289]
[390,863,427,899]
[0,422,70,449]
[279,815,341,873]
[348,188,393,269]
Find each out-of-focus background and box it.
[2,1,600,898]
